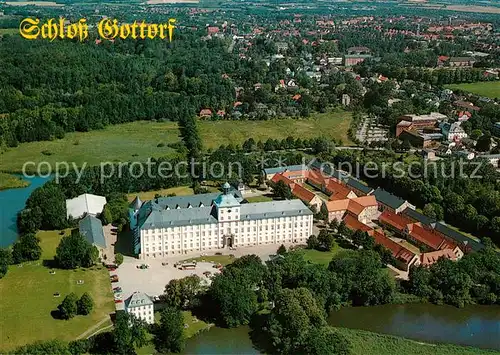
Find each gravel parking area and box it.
[109,243,290,306]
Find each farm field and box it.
[126,185,220,202]
[0,121,182,172]
[0,230,115,351]
[198,110,353,149]
[445,82,500,99]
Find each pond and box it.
[327,303,500,350]
[183,304,500,353]
[0,175,52,247]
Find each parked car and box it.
[110,275,119,282]
[114,299,123,304]
[113,287,122,293]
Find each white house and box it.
[125,292,154,324]
[66,193,107,219]
[130,183,313,259]
[440,122,468,142]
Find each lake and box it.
[0,175,52,247]
[327,303,500,350]
[183,304,500,353]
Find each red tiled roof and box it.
[326,180,353,200]
[325,199,350,212]
[372,230,417,264]
[343,214,372,233]
[379,210,413,232]
[199,109,212,116]
[291,184,316,204]
[420,249,457,266]
[271,173,294,186]
[408,224,456,251]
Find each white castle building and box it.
[129,183,313,259]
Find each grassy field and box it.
[245,195,274,203]
[198,110,353,149]
[0,121,181,172]
[301,245,344,266]
[445,82,500,99]
[336,328,498,355]
[127,186,194,202]
[0,230,115,351]
[0,172,29,190]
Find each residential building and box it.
[125,292,154,324]
[492,122,500,138]
[440,122,468,142]
[66,193,107,219]
[78,215,106,257]
[130,183,313,259]
[344,54,371,67]
[373,188,414,214]
[271,173,322,210]
[449,57,476,67]
[371,230,420,271]
[396,112,446,137]
[346,177,374,196]
[420,249,458,267]
[324,195,378,224]
[199,109,212,118]
[262,165,308,181]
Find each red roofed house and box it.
[405,224,463,258]
[199,109,212,118]
[324,195,378,224]
[217,110,226,118]
[372,230,420,271]
[271,173,322,210]
[207,26,219,34]
[420,249,459,267]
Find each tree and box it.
[58,293,78,320]
[12,233,42,264]
[55,233,97,269]
[306,235,320,250]
[210,268,259,327]
[318,230,335,251]
[0,248,12,279]
[77,292,94,315]
[329,219,339,232]
[11,340,70,355]
[113,311,148,354]
[476,132,492,152]
[153,306,185,353]
[301,326,351,355]
[270,180,293,200]
[337,220,349,237]
[277,244,287,255]
[268,288,326,354]
[352,230,375,250]
[114,253,124,266]
[163,275,203,309]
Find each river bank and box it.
[0,172,30,190]
[181,323,500,355]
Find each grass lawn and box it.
[126,185,194,202]
[245,195,274,203]
[0,172,29,190]
[0,230,115,351]
[0,121,182,172]
[198,110,353,149]
[445,82,500,99]
[183,254,236,266]
[335,327,497,355]
[301,246,343,266]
